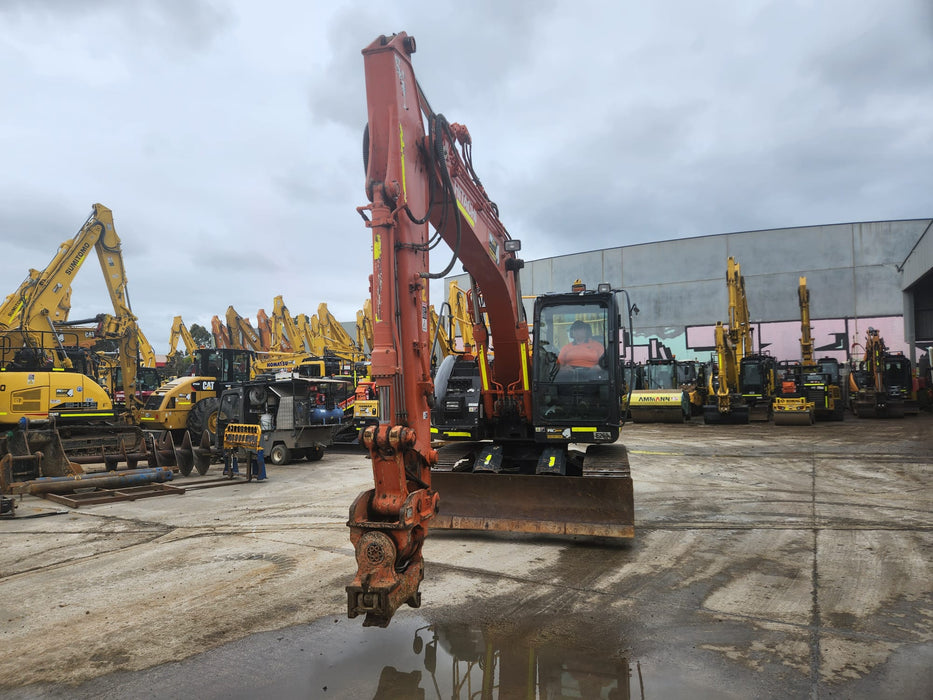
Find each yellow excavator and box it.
[848,328,909,418]
[356,299,374,355]
[0,204,146,424]
[166,315,201,364]
[54,316,161,407]
[704,257,776,423]
[225,305,264,351]
[269,295,309,353]
[313,303,366,363]
[773,277,845,425]
[0,204,159,488]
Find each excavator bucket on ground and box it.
[1,427,78,492]
[431,443,634,538]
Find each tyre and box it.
[306,445,325,462]
[187,397,220,443]
[269,443,291,466]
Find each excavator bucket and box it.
[1,428,80,492]
[430,444,633,538]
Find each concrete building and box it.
[450,219,933,367]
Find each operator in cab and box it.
[558,320,605,368]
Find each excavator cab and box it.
[431,286,633,539]
[738,354,776,421]
[193,349,252,384]
[532,292,622,438]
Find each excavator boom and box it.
[225,306,264,352]
[167,315,200,362]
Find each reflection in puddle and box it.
[313,615,640,699]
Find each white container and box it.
[260,413,274,430]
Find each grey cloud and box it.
[0,0,233,52]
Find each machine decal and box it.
[373,234,383,323]
[478,348,489,391]
[453,182,477,228]
[393,54,408,110]
[520,342,529,391]
[63,240,91,276]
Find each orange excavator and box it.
[346,32,634,627]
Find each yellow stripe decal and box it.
[444,431,473,437]
[456,200,475,228]
[571,426,598,433]
[520,342,529,391]
[478,348,489,391]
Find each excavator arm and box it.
[255,309,272,351]
[210,315,231,349]
[225,306,264,351]
[356,299,375,355]
[167,316,200,362]
[448,280,475,350]
[347,32,529,627]
[798,277,814,365]
[316,303,365,363]
[270,295,308,353]
[727,257,751,360]
[295,313,323,355]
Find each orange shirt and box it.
[558,339,605,367]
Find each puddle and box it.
[6,612,642,700]
[309,614,638,699]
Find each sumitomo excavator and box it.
[346,32,634,627]
[0,204,165,490]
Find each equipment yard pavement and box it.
[1,415,931,699]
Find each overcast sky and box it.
[2,0,931,355]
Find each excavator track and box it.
[430,442,634,538]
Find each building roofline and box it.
[523,217,933,263]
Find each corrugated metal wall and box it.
[448,218,933,362]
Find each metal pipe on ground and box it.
[16,467,174,496]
